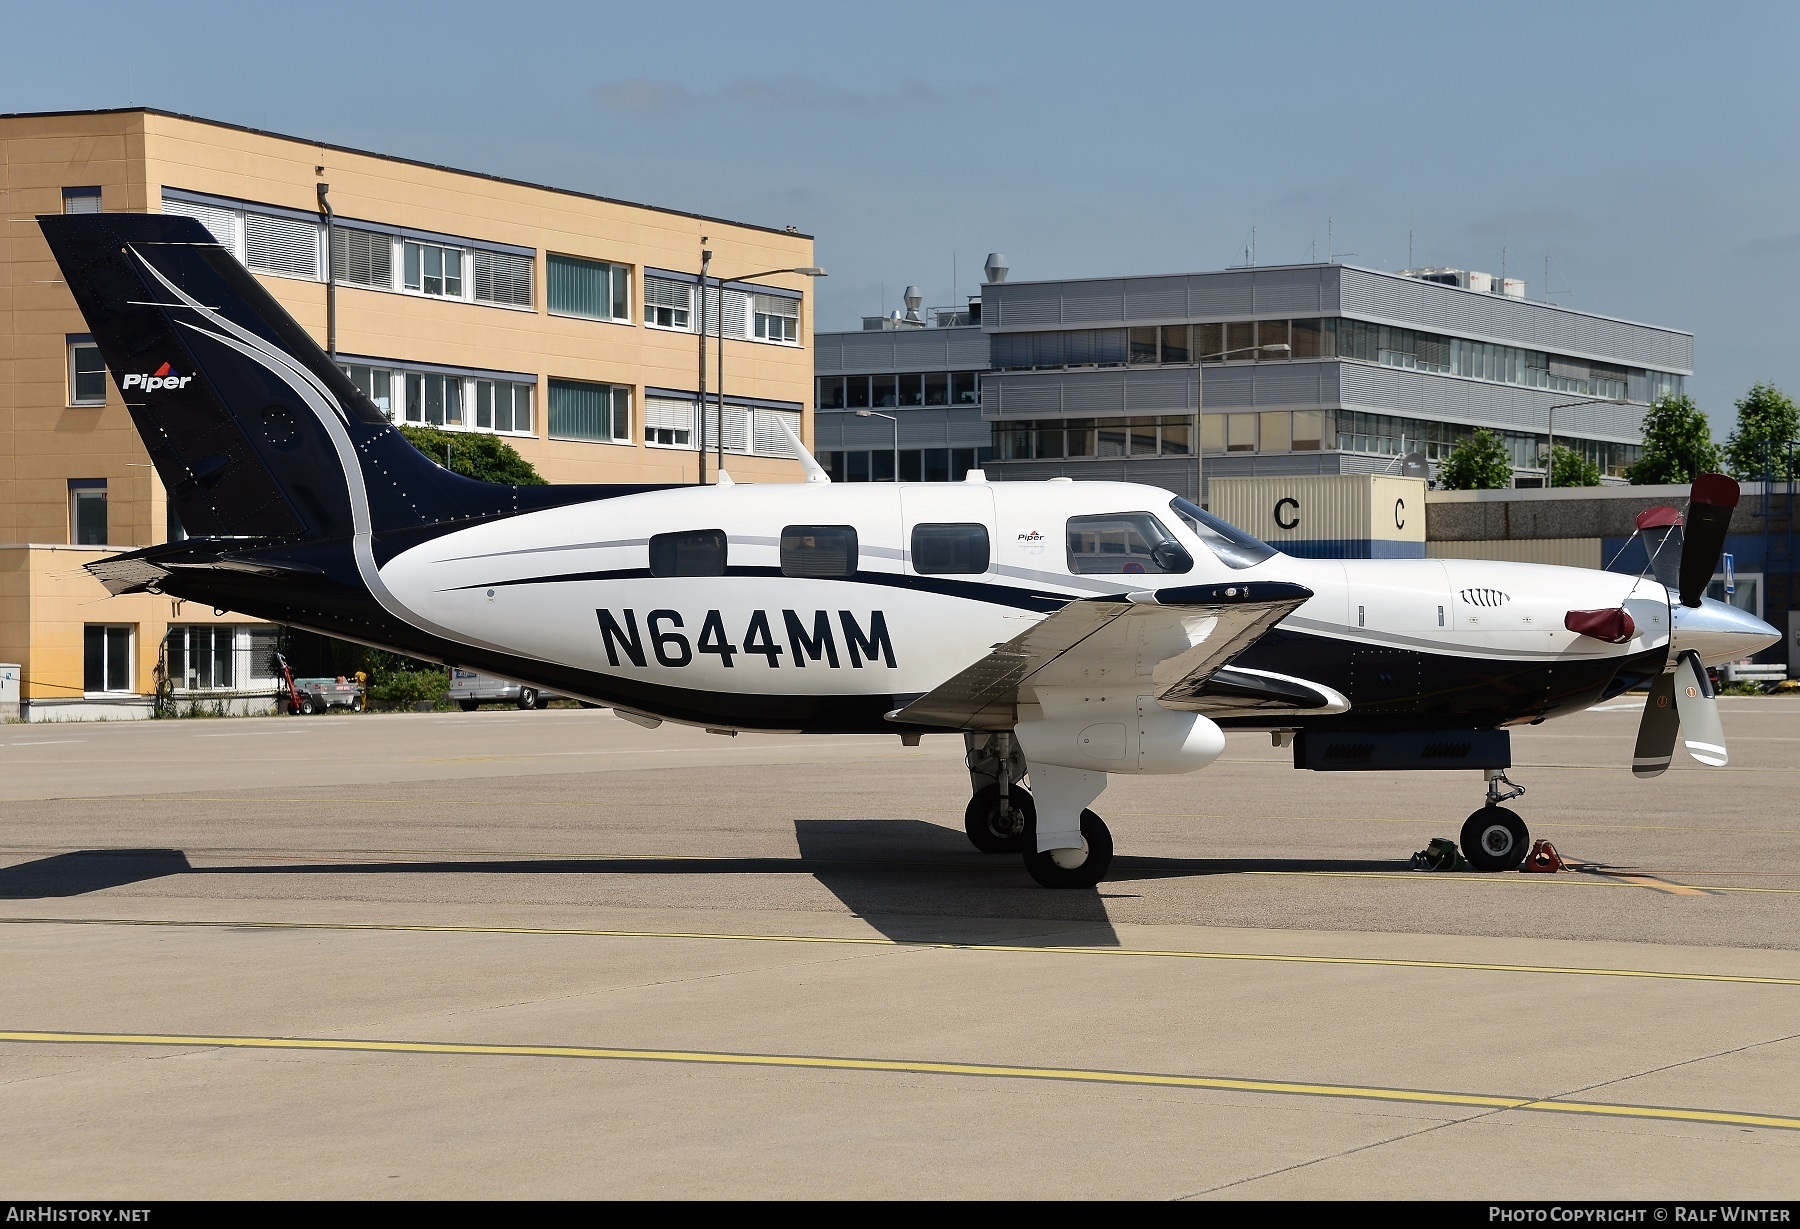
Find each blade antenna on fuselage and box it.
[776,417,831,483]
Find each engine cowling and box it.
[1016,698,1225,776]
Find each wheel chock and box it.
[1410,837,1467,871]
[1521,839,1563,873]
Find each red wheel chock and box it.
[1521,839,1563,873]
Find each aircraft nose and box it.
[1670,596,1782,666]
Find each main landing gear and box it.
[963,732,1114,889]
[1461,769,1530,872]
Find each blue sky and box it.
[6,0,1795,432]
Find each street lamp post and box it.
[1544,395,1628,488]
[704,265,826,483]
[817,408,899,480]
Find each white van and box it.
[446,668,559,711]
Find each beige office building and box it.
[0,108,816,719]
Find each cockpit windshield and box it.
[1168,496,1278,570]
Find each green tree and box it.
[1435,428,1514,490]
[1547,443,1603,488]
[1723,382,1799,480]
[396,424,547,485]
[1626,394,1723,484]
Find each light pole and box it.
[1544,395,1627,488]
[818,408,899,481]
[705,265,826,483]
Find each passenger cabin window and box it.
[1066,513,1193,576]
[781,526,858,578]
[911,523,990,575]
[649,529,727,577]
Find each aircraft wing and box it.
[888,581,1316,731]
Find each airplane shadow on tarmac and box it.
[0,829,1404,947]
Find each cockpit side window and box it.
[1168,496,1277,570]
[1066,512,1193,576]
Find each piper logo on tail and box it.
[121,362,193,392]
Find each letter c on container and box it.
[1274,497,1299,530]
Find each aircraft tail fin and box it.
[39,211,645,544]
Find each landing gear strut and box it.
[1461,769,1530,872]
[963,732,1114,887]
[963,731,1030,853]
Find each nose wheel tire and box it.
[1461,806,1529,872]
[1021,810,1114,888]
[964,784,1033,854]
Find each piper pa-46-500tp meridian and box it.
[41,213,1781,887]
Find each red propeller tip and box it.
[1635,505,1681,531]
[1691,473,1739,509]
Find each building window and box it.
[70,481,107,545]
[404,241,464,298]
[62,186,101,214]
[817,376,845,410]
[952,372,979,405]
[548,254,630,322]
[473,250,534,308]
[333,228,394,290]
[83,625,133,694]
[644,277,692,330]
[644,396,696,448]
[753,294,799,343]
[245,213,322,279]
[475,380,534,434]
[167,625,236,691]
[342,365,395,419]
[69,340,106,405]
[549,379,631,443]
[404,373,464,426]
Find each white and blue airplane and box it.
[41,212,1781,887]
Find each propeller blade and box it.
[1635,505,1683,590]
[1671,649,1728,767]
[1677,474,1739,608]
[1632,673,1679,778]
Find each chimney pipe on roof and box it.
[903,285,923,322]
[984,253,1008,284]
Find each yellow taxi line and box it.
[3,1029,1794,1133]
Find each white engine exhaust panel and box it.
[1016,696,1226,776]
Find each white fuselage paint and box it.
[377,479,1667,723]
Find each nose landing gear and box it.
[1461,769,1530,872]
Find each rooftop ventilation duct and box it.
[983,252,1008,284]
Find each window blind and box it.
[161,197,243,259]
[644,397,697,439]
[752,408,801,457]
[474,250,534,307]
[333,227,393,289]
[245,213,322,279]
[644,277,691,310]
[548,254,626,319]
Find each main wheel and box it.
[1021,810,1114,889]
[517,689,539,710]
[1461,806,1529,872]
[964,784,1033,854]
[458,699,479,712]
[299,695,320,716]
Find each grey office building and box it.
[813,261,1692,502]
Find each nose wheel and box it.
[1460,769,1530,872]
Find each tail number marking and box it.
[596,609,895,669]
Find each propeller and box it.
[1628,473,1741,777]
